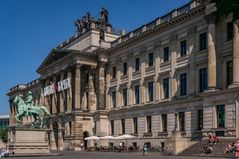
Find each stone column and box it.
[188,27,196,95]
[207,14,217,90]
[57,122,64,150]
[9,101,13,126]
[230,20,239,87]
[52,77,57,114]
[170,35,177,99]
[74,64,81,111]
[154,41,161,101]
[175,113,179,131]
[98,63,106,110]
[236,100,239,138]
[140,52,146,104]
[88,70,96,111]
[67,69,72,112]
[59,71,64,113]
[50,123,57,150]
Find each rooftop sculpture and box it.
[74,7,109,39]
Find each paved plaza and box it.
[7,151,233,159]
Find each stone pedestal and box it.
[9,127,49,154]
[167,131,191,154]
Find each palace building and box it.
[7,1,239,154]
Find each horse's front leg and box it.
[39,116,43,128]
[15,111,23,122]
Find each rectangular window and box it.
[94,121,97,135]
[163,78,169,98]
[133,117,138,134]
[162,114,167,132]
[148,52,154,66]
[199,68,208,92]
[163,47,169,62]
[147,116,152,133]
[227,22,233,41]
[135,58,140,71]
[111,120,114,135]
[134,85,140,104]
[180,73,187,96]
[217,105,225,128]
[179,112,185,131]
[112,67,116,79]
[123,88,128,106]
[197,109,203,130]
[227,61,233,87]
[121,119,125,134]
[199,32,207,51]
[112,91,116,108]
[148,82,154,102]
[180,40,187,56]
[123,62,127,75]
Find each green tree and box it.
[0,127,8,143]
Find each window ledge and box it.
[158,132,168,137]
[143,132,153,137]
[196,49,207,55]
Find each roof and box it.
[0,115,9,119]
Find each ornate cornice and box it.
[107,5,205,53]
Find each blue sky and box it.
[0,0,189,115]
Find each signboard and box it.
[43,84,55,96]
[58,78,71,91]
[43,78,71,96]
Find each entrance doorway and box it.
[83,131,89,149]
[53,121,59,149]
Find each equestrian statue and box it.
[13,91,51,128]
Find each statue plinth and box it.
[9,127,50,154]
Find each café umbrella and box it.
[84,136,100,147]
[115,134,137,148]
[100,136,116,140]
[100,136,116,148]
[84,136,100,140]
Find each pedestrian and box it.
[143,144,148,156]
[80,143,84,150]
[235,140,239,158]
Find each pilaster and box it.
[50,123,57,150]
[170,34,177,99]
[57,122,64,150]
[207,14,217,90]
[230,20,239,88]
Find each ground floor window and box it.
[217,105,225,128]
[161,114,167,132]
[121,119,125,134]
[197,109,203,130]
[111,120,114,135]
[179,112,185,131]
[133,117,138,134]
[146,116,152,133]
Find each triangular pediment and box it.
[37,49,73,73]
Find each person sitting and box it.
[202,145,213,156]
[212,134,219,144]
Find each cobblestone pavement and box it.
[7,151,233,159]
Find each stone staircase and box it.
[179,138,237,157]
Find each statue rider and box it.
[25,91,33,116]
